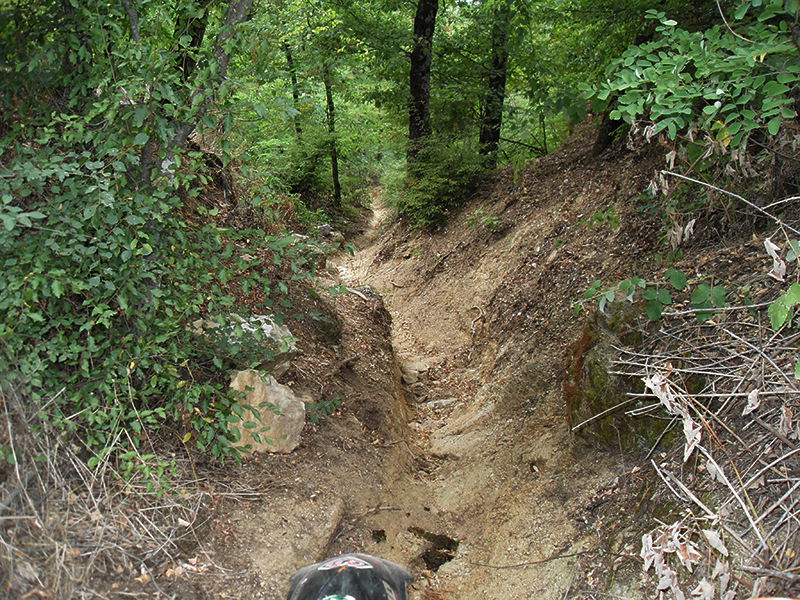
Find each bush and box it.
[386,133,485,230]
[0,0,334,469]
[582,4,800,187]
[0,137,322,466]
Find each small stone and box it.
[422,419,444,431]
[425,398,458,410]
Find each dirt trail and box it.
[328,217,614,599]
[319,124,665,598]
[208,121,666,600]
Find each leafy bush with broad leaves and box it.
[574,2,800,367]
[583,2,800,164]
[573,266,738,326]
[0,139,321,469]
[0,0,324,475]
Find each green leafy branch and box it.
[574,267,730,323]
[765,234,800,379]
[582,4,800,155]
[466,207,503,232]
[305,394,342,424]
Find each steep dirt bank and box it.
[167,119,736,600]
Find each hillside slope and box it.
[170,119,793,600]
[325,120,669,599]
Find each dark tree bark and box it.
[322,64,342,207]
[120,0,140,41]
[162,0,255,176]
[174,1,210,83]
[283,41,303,138]
[478,1,510,167]
[591,99,625,158]
[408,0,438,161]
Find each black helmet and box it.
[285,554,414,600]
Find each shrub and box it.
[386,133,485,230]
[0,0,333,469]
[582,3,800,207]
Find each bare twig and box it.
[736,565,800,583]
[662,170,800,236]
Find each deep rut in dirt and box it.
[216,122,667,600]
[322,200,649,598]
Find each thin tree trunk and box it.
[162,0,254,180]
[174,2,208,83]
[283,41,303,138]
[408,0,438,161]
[120,0,140,41]
[479,1,510,167]
[323,64,341,207]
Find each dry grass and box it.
[610,262,800,599]
[0,378,220,599]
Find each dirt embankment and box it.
[190,119,775,600]
[321,120,668,599]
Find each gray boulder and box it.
[191,314,299,377]
[400,356,442,385]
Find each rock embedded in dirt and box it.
[229,370,308,453]
[400,356,442,384]
[425,397,458,409]
[564,301,660,451]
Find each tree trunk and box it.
[479,1,510,167]
[323,64,341,207]
[120,0,140,41]
[161,0,255,181]
[174,2,209,83]
[283,41,303,138]
[408,0,438,161]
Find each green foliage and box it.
[690,282,729,324]
[294,198,331,230]
[769,282,800,330]
[386,134,485,230]
[230,0,389,217]
[0,446,15,466]
[578,208,619,230]
[0,135,320,463]
[763,234,800,378]
[583,5,800,157]
[466,207,503,231]
[573,267,733,324]
[0,0,328,474]
[788,239,800,263]
[305,394,342,424]
[116,448,177,497]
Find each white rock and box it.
[191,314,299,377]
[400,356,442,384]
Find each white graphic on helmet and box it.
[318,556,374,570]
[382,580,398,599]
